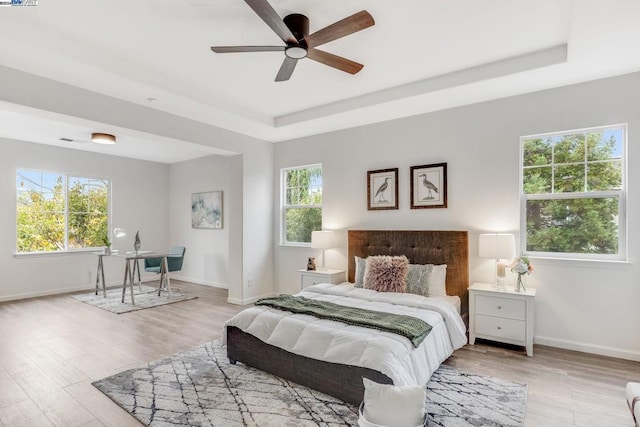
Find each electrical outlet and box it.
[247,278,254,287]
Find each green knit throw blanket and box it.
[255,294,432,348]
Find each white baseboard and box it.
[0,277,158,303]
[227,293,274,306]
[0,275,221,302]
[535,335,640,362]
[169,274,228,290]
[0,285,93,302]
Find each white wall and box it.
[273,71,640,361]
[0,137,170,301]
[240,142,274,304]
[0,65,275,306]
[169,155,230,288]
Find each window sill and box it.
[279,242,312,248]
[14,248,102,258]
[530,256,632,270]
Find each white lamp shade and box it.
[479,233,516,259]
[311,231,334,249]
[113,227,127,238]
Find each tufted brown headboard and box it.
[348,230,470,316]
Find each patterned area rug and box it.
[93,340,527,426]
[72,285,198,314]
[426,365,527,426]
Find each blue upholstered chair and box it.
[144,246,186,274]
[145,246,185,296]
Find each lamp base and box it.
[493,260,507,291]
[318,249,327,271]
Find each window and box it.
[282,164,322,245]
[16,169,110,253]
[520,124,626,260]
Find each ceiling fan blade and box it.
[304,10,374,49]
[307,48,364,75]
[211,46,284,53]
[244,0,297,44]
[275,57,298,82]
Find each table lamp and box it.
[113,227,127,239]
[311,231,335,271]
[479,233,516,289]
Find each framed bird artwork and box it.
[367,168,398,210]
[410,163,448,209]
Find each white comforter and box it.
[223,283,467,386]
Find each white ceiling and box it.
[1,0,639,162]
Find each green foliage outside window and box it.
[283,165,322,244]
[522,127,624,256]
[16,170,109,253]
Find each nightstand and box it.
[298,269,346,289]
[468,282,536,356]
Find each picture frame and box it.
[367,168,399,210]
[192,191,223,229]
[410,163,447,209]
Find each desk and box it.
[94,252,142,298]
[93,251,171,305]
[115,252,172,305]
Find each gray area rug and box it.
[72,285,197,314]
[93,340,527,426]
[426,365,527,426]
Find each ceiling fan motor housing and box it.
[284,13,309,46]
[210,1,373,81]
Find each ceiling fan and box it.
[210,0,375,82]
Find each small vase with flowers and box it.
[510,255,533,292]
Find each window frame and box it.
[281,163,322,247]
[15,168,112,255]
[519,124,627,261]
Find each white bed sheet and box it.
[223,283,467,387]
[428,295,461,314]
[341,282,461,313]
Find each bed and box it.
[225,230,469,405]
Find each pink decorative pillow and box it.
[363,255,409,293]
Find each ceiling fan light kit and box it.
[285,46,307,59]
[91,133,116,145]
[210,0,374,82]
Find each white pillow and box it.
[429,264,447,296]
[361,378,426,427]
[405,263,448,297]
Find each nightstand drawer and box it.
[299,269,345,289]
[476,295,525,320]
[302,275,324,288]
[475,314,526,341]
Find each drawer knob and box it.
[497,306,502,309]
[497,326,502,330]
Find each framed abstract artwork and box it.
[410,163,447,209]
[192,191,223,229]
[367,168,398,210]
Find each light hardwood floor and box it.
[0,281,638,427]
